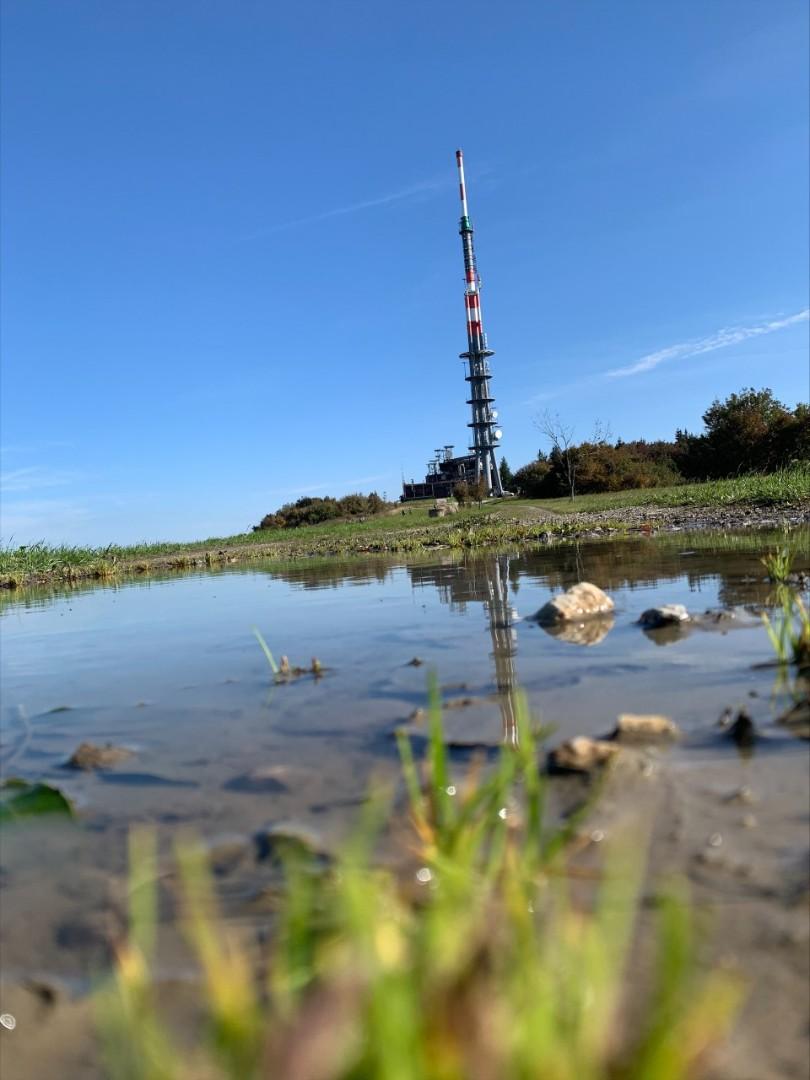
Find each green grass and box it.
[760,537,795,584]
[0,504,499,574]
[96,682,743,1080]
[0,512,586,587]
[762,589,810,670]
[513,464,810,515]
[2,465,807,588]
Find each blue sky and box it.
[2,0,808,545]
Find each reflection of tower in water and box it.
[482,555,520,746]
[409,555,521,746]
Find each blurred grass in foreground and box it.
[96,684,742,1079]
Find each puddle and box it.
[1,530,808,994]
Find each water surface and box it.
[1,531,807,983]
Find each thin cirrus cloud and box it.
[243,176,448,239]
[0,466,81,494]
[607,309,810,378]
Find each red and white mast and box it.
[455,149,504,495]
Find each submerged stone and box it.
[547,735,620,774]
[205,835,252,877]
[66,743,133,771]
[703,607,737,623]
[776,694,810,740]
[532,582,614,625]
[254,822,332,866]
[223,766,290,794]
[723,785,757,805]
[97,772,198,788]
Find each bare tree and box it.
[536,410,579,502]
[591,418,613,446]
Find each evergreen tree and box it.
[499,457,515,490]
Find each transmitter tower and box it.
[456,149,504,496]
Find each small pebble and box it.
[589,829,605,843]
[724,785,757,805]
[728,710,757,748]
[717,707,734,729]
[416,867,432,884]
[742,814,758,829]
[708,832,723,848]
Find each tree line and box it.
[501,387,809,500]
[254,388,807,528]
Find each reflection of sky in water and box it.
[1,535,805,758]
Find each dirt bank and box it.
[2,735,807,1080]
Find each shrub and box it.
[676,389,809,479]
[254,492,391,531]
[513,458,553,498]
[516,388,808,496]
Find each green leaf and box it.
[252,627,279,674]
[0,778,74,824]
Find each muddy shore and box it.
[3,729,808,1080]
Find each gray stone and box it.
[429,498,459,518]
[638,604,690,628]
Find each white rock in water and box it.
[533,582,614,624]
[638,604,690,628]
[613,713,680,740]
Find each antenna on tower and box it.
[455,149,504,496]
